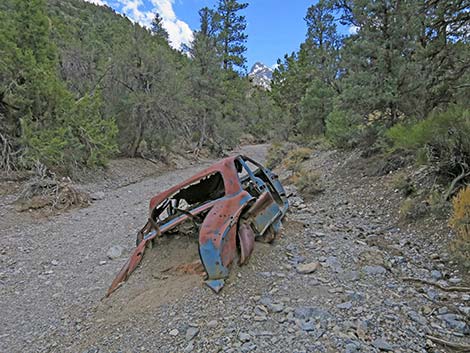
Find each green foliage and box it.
[151,13,169,42]
[299,79,335,136]
[215,0,248,71]
[0,0,117,172]
[325,110,362,148]
[273,0,469,151]
[386,105,470,180]
[21,93,118,170]
[1,0,277,173]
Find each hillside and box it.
[0,1,469,352]
[0,0,279,173]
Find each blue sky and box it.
[85,0,344,70]
[172,0,316,70]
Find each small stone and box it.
[422,305,433,315]
[90,191,105,200]
[239,332,251,342]
[185,327,199,341]
[183,342,194,353]
[362,265,386,275]
[207,320,218,328]
[241,342,256,352]
[449,277,462,284]
[107,245,124,260]
[459,307,470,315]
[438,314,468,333]
[426,288,439,300]
[337,301,353,310]
[268,303,284,313]
[254,316,267,322]
[254,305,268,316]
[99,261,107,266]
[431,270,442,280]
[372,338,394,351]
[169,329,179,336]
[325,256,342,272]
[51,260,59,266]
[296,262,321,274]
[437,307,448,315]
[299,320,315,332]
[408,310,427,325]
[259,297,272,306]
[345,342,361,353]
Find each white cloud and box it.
[150,0,176,21]
[349,25,359,35]
[83,0,194,49]
[150,0,194,48]
[84,0,107,5]
[110,0,193,49]
[164,19,194,48]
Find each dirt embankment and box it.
[1,144,469,353]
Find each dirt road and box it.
[0,146,265,352]
[1,144,469,353]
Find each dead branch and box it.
[402,277,470,292]
[0,131,17,172]
[444,164,470,200]
[426,335,470,352]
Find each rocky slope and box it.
[1,145,469,353]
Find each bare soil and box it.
[1,144,469,353]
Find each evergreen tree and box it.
[298,0,341,135]
[0,0,117,171]
[215,0,248,71]
[187,8,224,148]
[151,12,169,42]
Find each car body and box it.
[107,155,289,296]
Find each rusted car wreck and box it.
[107,155,289,295]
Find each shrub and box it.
[266,142,296,169]
[325,109,363,149]
[399,197,429,221]
[449,186,470,268]
[21,94,118,172]
[392,173,415,196]
[283,147,313,173]
[292,168,323,199]
[386,105,470,183]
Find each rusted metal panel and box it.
[107,155,289,297]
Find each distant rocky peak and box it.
[248,62,273,90]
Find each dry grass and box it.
[15,165,90,213]
[266,142,297,169]
[291,168,324,199]
[283,147,313,173]
[449,186,470,268]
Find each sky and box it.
[84,0,346,70]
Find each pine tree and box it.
[297,0,341,135]
[215,0,248,71]
[303,0,341,92]
[151,12,169,42]
[187,8,224,148]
